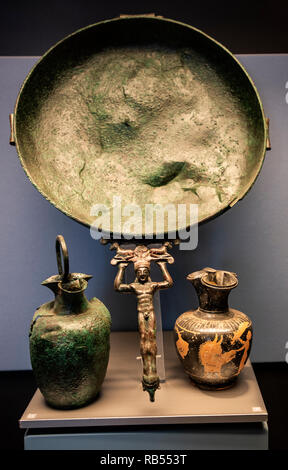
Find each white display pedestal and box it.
[20,331,268,450]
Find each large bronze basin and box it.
[12,15,267,236]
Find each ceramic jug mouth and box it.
[201,270,238,290]
[186,267,215,282]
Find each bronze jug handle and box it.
[56,235,69,281]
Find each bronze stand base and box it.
[142,377,160,402]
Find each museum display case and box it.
[5,14,273,449]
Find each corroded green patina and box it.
[13,15,267,236]
[29,236,111,409]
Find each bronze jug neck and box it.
[41,235,93,315]
[53,279,89,314]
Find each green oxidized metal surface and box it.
[30,292,111,409]
[29,236,111,409]
[13,16,267,236]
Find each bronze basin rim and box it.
[13,15,267,238]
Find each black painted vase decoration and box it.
[29,235,111,409]
[174,267,252,390]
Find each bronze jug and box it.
[174,268,252,390]
[29,235,111,409]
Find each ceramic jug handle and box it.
[56,235,69,280]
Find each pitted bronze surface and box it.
[13,16,266,235]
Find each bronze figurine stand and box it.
[102,240,174,402]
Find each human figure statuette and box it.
[111,243,174,402]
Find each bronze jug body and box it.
[174,268,252,390]
[29,236,111,409]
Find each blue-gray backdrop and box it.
[0,54,288,369]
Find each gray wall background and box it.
[0,54,288,370]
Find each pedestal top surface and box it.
[19,331,267,428]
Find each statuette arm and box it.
[114,262,132,292]
[156,261,173,289]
